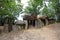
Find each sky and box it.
[21,0,29,9]
[17,0,28,20]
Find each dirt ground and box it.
[0,23,60,40]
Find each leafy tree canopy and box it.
[24,0,59,19]
[24,0,43,15]
[0,0,22,18]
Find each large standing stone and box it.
[0,26,4,34]
[4,24,9,33]
[24,20,28,29]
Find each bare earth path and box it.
[0,23,60,40]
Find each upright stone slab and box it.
[24,20,28,29]
[0,26,4,34]
[4,24,9,33]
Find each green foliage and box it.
[49,0,60,20]
[24,0,57,18]
[40,2,56,18]
[0,0,22,18]
[24,0,43,15]
[0,0,23,25]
